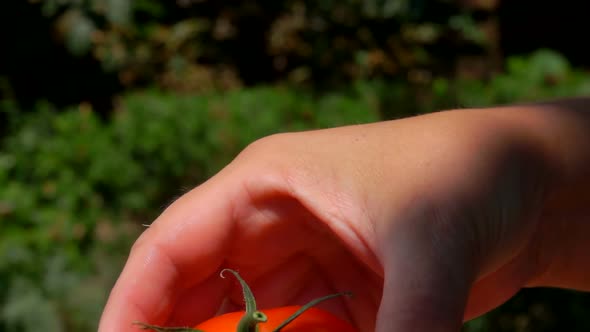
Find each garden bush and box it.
[352,49,590,120]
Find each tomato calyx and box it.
[133,324,200,332]
[133,269,352,332]
[220,268,268,332]
[268,292,352,331]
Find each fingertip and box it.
[376,270,468,332]
[376,235,472,332]
[98,188,236,331]
[98,284,155,332]
[98,248,177,332]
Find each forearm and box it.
[490,98,590,290]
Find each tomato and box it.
[135,269,358,332]
[195,305,357,332]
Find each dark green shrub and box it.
[432,49,590,109]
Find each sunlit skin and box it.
[100,98,590,332]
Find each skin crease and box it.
[99,99,590,332]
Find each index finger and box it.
[98,177,237,332]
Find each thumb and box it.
[376,224,475,332]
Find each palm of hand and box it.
[100,170,381,332]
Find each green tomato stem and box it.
[220,269,268,332]
[271,291,353,332]
[133,321,204,332]
[133,270,352,332]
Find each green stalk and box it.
[271,292,353,332]
[133,321,203,332]
[220,269,268,332]
[132,269,352,332]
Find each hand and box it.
[99,103,590,332]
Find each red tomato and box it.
[195,305,358,332]
[134,269,358,332]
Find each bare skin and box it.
[99,98,590,332]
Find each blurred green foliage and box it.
[2,1,590,331]
[439,49,590,107]
[354,49,590,119]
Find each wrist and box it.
[485,99,590,182]
[481,98,590,289]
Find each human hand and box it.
[99,103,590,332]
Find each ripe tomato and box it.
[134,269,358,332]
[195,305,357,332]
